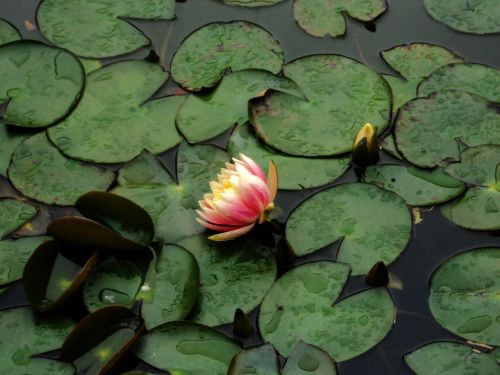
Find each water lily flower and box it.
[197,154,278,241]
[352,123,380,167]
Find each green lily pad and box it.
[364,165,466,206]
[381,43,463,110]
[0,19,20,45]
[424,0,500,34]
[112,144,230,243]
[177,70,301,143]
[418,63,500,102]
[258,261,395,361]
[0,121,31,177]
[48,60,184,163]
[171,21,284,91]
[222,0,284,6]
[380,133,404,159]
[37,0,175,58]
[293,0,387,38]
[429,248,500,345]
[405,341,500,375]
[228,344,280,375]
[79,57,102,74]
[0,198,38,238]
[134,321,241,375]
[283,341,338,375]
[0,236,49,286]
[178,235,277,326]
[0,306,74,373]
[228,123,350,190]
[0,41,84,128]
[8,133,115,205]
[250,55,391,156]
[395,90,500,168]
[286,183,412,275]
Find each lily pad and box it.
[0,19,20,44]
[134,321,241,375]
[177,70,301,143]
[112,144,230,243]
[293,0,387,38]
[8,133,115,205]
[223,0,284,6]
[418,63,500,102]
[405,341,500,375]
[424,0,500,34]
[0,198,38,238]
[37,0,175,58]
[0,236,49,286]
[48,60,185,163]
[250,55,391,156]
[429,248,500,345]
[0,306,74,373]
[171,21,284,91]
[0,120,30,177]
[286,183,412,275]
[395,90,500,168]
[0,41,84,127]
[228,344,280,375]
[381,43,463,110]
[228,123,350,190]
[178,235,277,326]
[364,165,466,206]
[283,341,337,375]
[258,261,395,361]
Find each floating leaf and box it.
[365,165,465,206]
[395,90,500,168]
[48,60,184,163]
[8,133,115,205]
[171,21,284,91]
[250,55,391,156]
[283,341,337,375]
[381,43,463,110]
[293,0,387,38]
[405,341,500,375]
[286,183,412,275]
[429,248,500,345]
[37,0,175,58]
[418,63,500,103]
[259,261,395,361]
[0,19,20,44]
[113,144,230,243]
[178,235,277,326]
[0,306,74,373]
[0,198,37,238]
[177,70,301,143]
[228,123,350,190]
[424,0,500,34]
[80,57,102,74]
[228,344,280,375]
[0,120,30,177]
[223,0,284,6]
[134,321,241,375]
[0,41,84,127]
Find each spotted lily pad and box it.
[0,41,84,127]
[286,183,412,275]
[8,133,115,205]
[259,261,395,361]
[381,43,463,110]
[418,63,500,102]
[250,55,391,156]
[0,198,37,238]
[112,144,230,243]
[0,120,30,177]
[395,90,500,168]
[405,341,500,375]
[134,321,241,375]
[0,306,75,373]
[37,0,175,58]
[228,123,350,189]
[48,60,184,163]
[429,248,500,345]
[171,21,284,91]
[228,344,280,375]
[365,165,465,206]
[0,19,20,44]
[424,0,500,34]
[177,70,301,143]
[178,235,277,326]
[283,341,337,375]
[293,0,387,37]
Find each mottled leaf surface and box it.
[0,19,20,44]
[0,121,30,177]
[283,341,337,375]
[0,198,37,238]
[228,344,280,375]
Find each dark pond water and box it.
[0,0,499,374]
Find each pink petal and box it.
[212,199,258,223]
[196,218,242,232]
[208,222,256,241]
[239,154,267,181]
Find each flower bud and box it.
[352,123,380,167]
